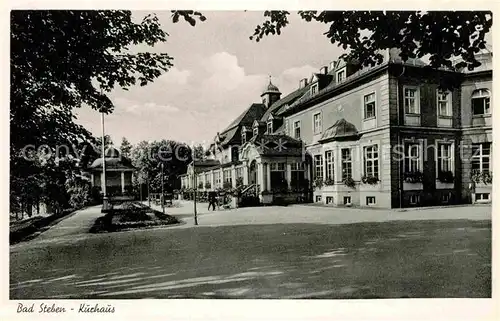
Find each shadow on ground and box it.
[10,219,491,299]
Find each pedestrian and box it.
[208,191,217,211]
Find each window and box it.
[364,145,379,178]
[325,150,334,181]
[313,112,322,134]
[267,121,273,134]
[315,195,322,202]
[341,148,352,180]
[223,169,232,185]
[311,84,318,95]
[404,87,420,114]
[364,93,376,119]
[235,168,243,180]
[241,132,246,144]
[326,196,334,204]
[437,89,452,116]
[214,171,221,188]
[337,69,346,83]
[205,173,210,184]
[472,89,490,115]
[343,196,351,205]
[294,120,301,139]
[366,196,376,205]
[475,193,490,202]
[437,143,453,174]
[314,155,323,181]
[404,142,422,172]
[471,143,491,173]
[253,127,258,137]
[409,194,420,205]
[442,193,450,203]
[290,162,305,188]
[270,163,286,189]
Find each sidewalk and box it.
[293,202,492,212]
[35,205,104,240]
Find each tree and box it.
[250,11,492,71]
[120,137,133,158]
[10,10,206,216]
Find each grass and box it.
[10,219,491,299]
[9,208,80,245]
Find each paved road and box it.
[10,202,491,299]
[149,201,492,228]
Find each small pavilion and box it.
[88,147,136,200]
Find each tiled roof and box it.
[219,126,240,146]
[222,103,266,134]
[261,85,311,121]
[88,157,136,171]
[248,134,303,157]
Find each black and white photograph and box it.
[6,5,496,318]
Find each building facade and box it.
[180,48,492,208]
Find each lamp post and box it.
[161,162,165,214]
[193,147,198,226]
[101,111,110,212]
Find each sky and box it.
[74,11,492,147]
[74,11,346,146]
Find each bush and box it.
[324,178,335,186]
[403,171,423,183]
[342,176,356,189]
[361,175,379,185]
[437,171,454,183]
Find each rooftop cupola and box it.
[260,76,281,108]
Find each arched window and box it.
[472,89,490,116]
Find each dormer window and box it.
[253,127,259,137]
[267,120,273,134]
[241,131,246,144]
[311,84,318,95]
[336,68,346,83]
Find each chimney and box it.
[299,78,308,89]
[329,61,336,72]
[320,66,328,74]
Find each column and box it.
[121,172,125,194]
[101,172,105,192]
[266,163,271,191]
[243,162,249,185]
[231,165,236,188]
[286,163,292,189]
[258,162,265,192]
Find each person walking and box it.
[208,191,217,211]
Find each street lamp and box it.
[193,147,198,225]
[161,162,165,214]
[101,111,110,212]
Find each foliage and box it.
[120,137,133,159]
[324,177,335,186]
[205,181,212,189]
[403,171,423,183]
[471,170,492,184]
[361,175,379,185]
[250,11,492,71]
[65,175,92,208]
[437,171,455,184]
[223,180,233,190]
[342,176,356,189]
[236,177,244,187]
[313,177,323,190]
[271,179,288,193]
[10,10,205,218]
[131,140,193,194]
